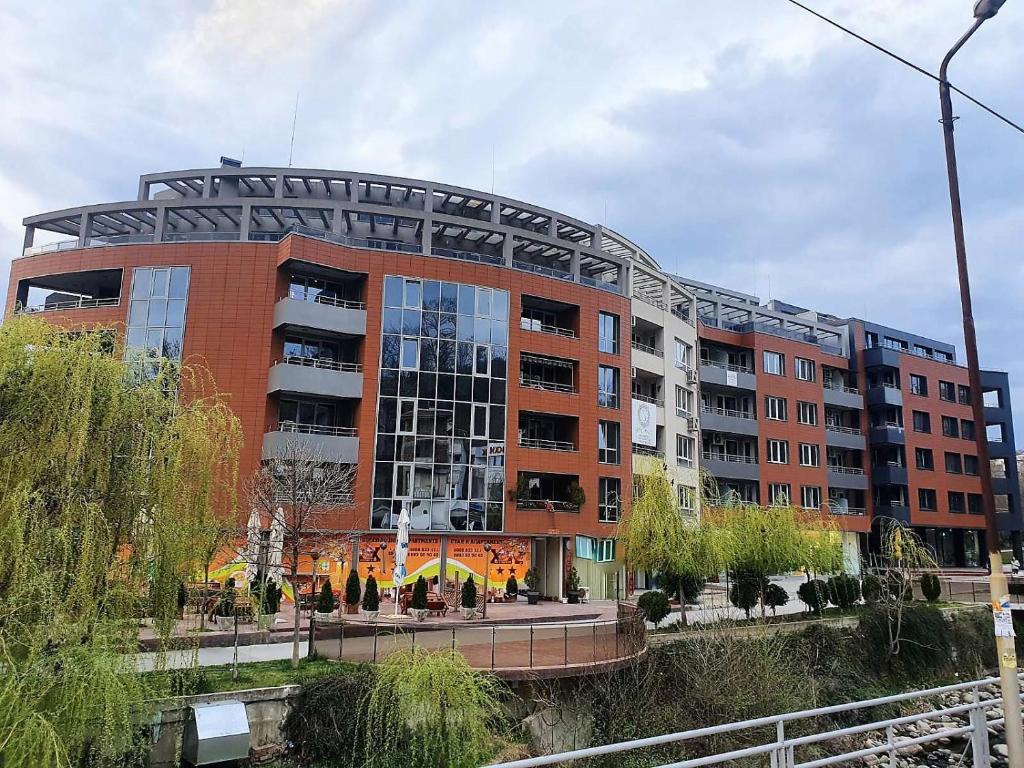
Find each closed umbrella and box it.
[242,508,262,584]
[267,508,285,586]
[392,505,411,617]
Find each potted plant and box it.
[361,574,380,622]
[409,575,429,622]
[315,579,335,621]
[344,569,361,615]
[566,566,581,604]
[460,575,478,619]
[509,475,531,505]
[567,481,586,511]
[524,567,541,605]
[504,574,519,602]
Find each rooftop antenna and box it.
[287,92,300,168]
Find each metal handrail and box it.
[825,424,862,435]
[871,422,904,431]
[275,421,357,437]
[518,437,577,452]
[824,383,860,395]
[827,465,865,475]
[512,260,573,281]
[521,318,577,338]
[631,340,663,357]
[634,293,666,310]
[519,377,576,394]
[430,246,505,266]
[286,287,366,310]
[485,674,1018,768]
[278,355,362,373]
[631,392,664,406]
[515,498,580,511]
[632,445,665,458]
[23,238,80,256]
[829,505,867,516]
[700,405,754,420]
[16,296,120,313]
[700,359,754,374]
[702,451,757,464]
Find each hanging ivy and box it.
[0,317,241,767]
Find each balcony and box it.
[823,385,864,410]
[700,405,758,436]
[14,268,123,315]
[520,353,577,395]
[633,444,666,459]
[267,356,363,399]
[16,296,120,314]
[872,464,908,486]
[828,503,867,517]
[262,422,359,463]
[874,503,911,524]
[513,472,583,512]
[866,385,902,407]
[863,346,902,369]
[273,293,367,336]
[520,317,577,339]
[824,424,866,450]
[827,465,868,490]
[702,451,760,482]
[699,361,756,391]
[632,391,666,426]
[869,424,906,445]
[518,412,578,453]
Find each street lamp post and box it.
[938,2,1023,764]
[483,542,491,619]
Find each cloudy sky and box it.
[2,0,1022,432]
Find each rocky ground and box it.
[853,683,1008,767]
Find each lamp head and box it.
[974,0,1007,18]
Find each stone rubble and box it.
[849,683,1008,767]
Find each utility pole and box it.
[938,2,1023,765]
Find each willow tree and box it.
[0,316,241,768]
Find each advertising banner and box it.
[632,397,656,447]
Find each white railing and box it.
[829,505,867,516]
[631,340,662,357]
[16,296,120,314]
[275,421,357,437]
[519,376,576,394]
[828,465,865,475]
[520,318,577,338]
[631,392,664,406]
[287,288,366,310]
[825,384,860,395]
[278,355,362,373]
[826,424,862,435]
[701,359,754,374]
[518,437,576,452]
[701,405,755,420]
[485,674,1018,768]
[23,238,80,256]
[702,451,757,464]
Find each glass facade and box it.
[125,266,190,379]
[372,276,509,532]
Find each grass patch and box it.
[149,657,348,696]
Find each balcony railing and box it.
[631,340,662,357]
[518,437,577,452]
[701,405,755,420]
[826,424,863,435]
[289,224,421,254]
[579,274,623,295]
[512,260,573,282]
[519,376,576,394]
[702,451,758,464]
[631,392,664,407]
[16,296,120,314]
[701,359,754,374]
[632,444,665,458]
[520,318,577,339]
[430,246,505,266]
[276,421,357,437]
[829,505,867,516]
[515,498,580,512]
[279,355,362,373]
[23,238,80,256]
[824,384,860,395]
[828,465,865,475]
[634,293,666,311]
[287,287,366,310]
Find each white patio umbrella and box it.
[266,508,285,586]
[242,507,262,584]
[392,505,411,617]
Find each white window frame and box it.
[763,351,785,376]
[596,538,616,563]
[765,395,787,421]
[799,443,820,467]
[767,439,789,464]
[768,483,791,506]
[797,401,818,426]
[675,385,693,417]
[678,485,696,512]
[801,485,822,510]
[794,357,815,381]
[676,434,695,468]
[674,338,692,369]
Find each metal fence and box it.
[485,674,1022,768]
[313,611,645,673]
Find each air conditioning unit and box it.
[686,368,699,385]
[687,416,700,433]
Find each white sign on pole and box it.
[631,398,656,448]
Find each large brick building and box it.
[6,160,1018,589]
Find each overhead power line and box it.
[784,0,1024,136]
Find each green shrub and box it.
[505,575,518,597]
[283,666,376,763]
[567,566,581,593]
[215,577,236,617]
[411,575,429,610]
[861,574,883,604]
[728,571,765,619]
[524,567,540,592]
[920,573,941,602]
[797,579,828,614]
[858,605,953,680]
[638,590,672,628]
[949,606,997,673]
[763,583,789,615]
[362,575,380,612]
[316,580,335,614]
[345,569,362,607]
[461,575,477,609]
[658,572,705,604]
[827,574,861,610]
